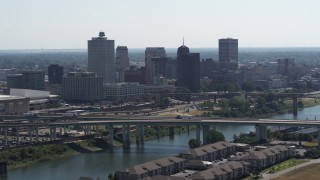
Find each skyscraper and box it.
[219,38,238,70]
[48,64,64,84]
[176,44,200,92]
[88,32,116,83]
[145,47,166,84]
[115,46,129,71]
[115,46,129,82]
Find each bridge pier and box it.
[29,127,33,142]
[318,127,320,149]
[169,127,175,137]
[35,127,39,142]
[3,127,7,146]
[196,125,201,142]
[53,126,57,140]
[59,127,63,136]
[292,96,298,116]
[202,125,210,145]
[135,125,144,145]
[16,127,20,144]
[108,124,114,148]
[122,125,130,148]
[255,125,267,142]
[49,127,53,141]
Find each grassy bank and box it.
[274,162,320,180]
[261,158,308,174]
[0,144,79,170]
[0,139,111,170]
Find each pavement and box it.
[261,159,320,180]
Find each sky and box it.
[1,0,320,49]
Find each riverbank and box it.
[0,144,79,170]
[1,125,195,171]
[0,138,113,170]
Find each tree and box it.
[206,129,225,144]
[188,139,201,148]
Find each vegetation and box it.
[305,148,320,159]
[188,139,201,148]
[262,158,308,174]
[274,163,320,180]
[269,130,313,142]
[0,144,78,169]
[206,129,225,144]
[233,133,256,144]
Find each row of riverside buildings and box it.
[115,142,295,180]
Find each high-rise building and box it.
[145,47,166,84]
[176,45,200,92]
[219,38,238,70]
[166,58,177,79]
[150,57,167,84]
[115,46,129,83]
[115,46,129,71]
[88,32,116,83]
[21,71,45,90]
[48,64,64,84]
[62,72,105,102]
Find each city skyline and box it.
[1,0,320,49]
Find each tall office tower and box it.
[145,47,166,84]
[166,58,177,79]
[150,57,167,84]
[176,44,200,92]
[115,46,129,82]
[48,64,64,84]
[88,32,116,83]
[62,72,105,102]
[219,38,238,70]
[21,71,45,90]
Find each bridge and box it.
[1,116,320,148]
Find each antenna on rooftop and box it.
[183,36,185,46]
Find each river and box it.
[5,105,320,180]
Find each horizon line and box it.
[1,46,320,51]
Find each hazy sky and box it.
[1,0,320,49]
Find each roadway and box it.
[2,117,320,128]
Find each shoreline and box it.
[5,101,320,171]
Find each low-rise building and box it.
[115,156,187,180]
[0,95,29,115]
[240,145,293,171]
[105,82,145,102]
[62,72,105,102]
[179,142,236,161]
[189,161,250,180]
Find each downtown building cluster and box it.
[1,31,312,112]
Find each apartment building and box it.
[115,156,187,180]
[179,142,236,161]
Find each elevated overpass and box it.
[1,116,320,148]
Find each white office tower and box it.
[115,46,129,82]
[88,32,116,83]
[145,47,166,84]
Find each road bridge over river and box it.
[1,116,320,148]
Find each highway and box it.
[1,117,320,128]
